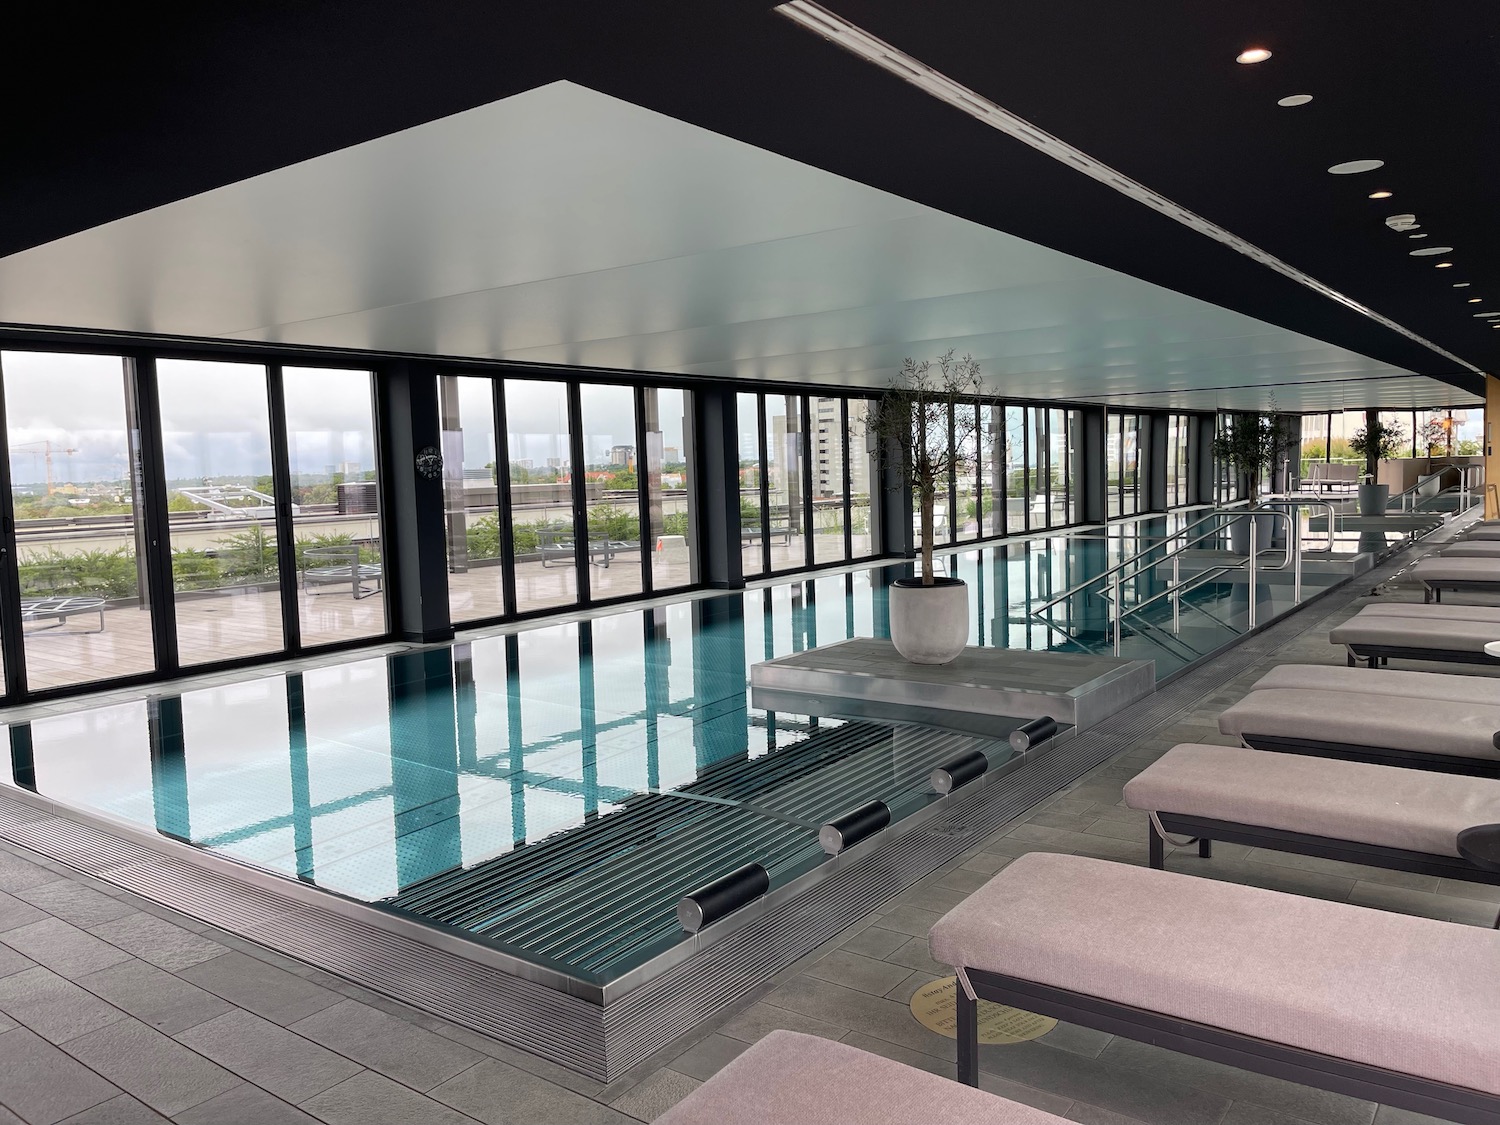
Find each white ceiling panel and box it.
[0,80,1477,412]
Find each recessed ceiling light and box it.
[1328,159,1384,175]
[1470,298,1483,303]
[1368,190,1393,199]
[1454,282,1472,288]
[1475,312,1499,318]
[1411,246,1454,256]
[1237,48,1273,64]
[1436,262,1454,268]
[1277,93,1312,107]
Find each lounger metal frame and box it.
[956,969,1500,1125]
[1342,644,1495,668]
[1238,732,1500,778]
[1423,579,1500,604]
[1148,812,1500,927]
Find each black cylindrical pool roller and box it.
[677,862,771,933]
[819,800,891,855]
[930,749,989,795]
[1009,716,1059,752]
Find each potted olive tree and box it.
[866,351,983,664]
[1210,407,1294,553]
[1349,417,1405,515]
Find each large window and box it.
[3,352,151,690]
[645,387,694,591]
[1107,411,1141,518]
[737,393,765,579]
[158,359,285,667]
[284,367,384,648]
[506,379,577,615]
[579,382,645,601]
[441,375,505,620]
[809,396,847,565]
[1166,413,1191,508]
[764,395,806,572]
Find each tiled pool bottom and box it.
[0,527,1347,989]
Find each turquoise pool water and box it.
[0,520,1347,982]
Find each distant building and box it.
[609,445,635,467]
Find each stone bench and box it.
[928,852,1500,1124]
[656,1030,1070,1125]
[1122,742,1500,921]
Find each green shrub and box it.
[465,514,502,559]
[18,547,139,599]
[171,548,222,591]
[660,511,690,537]
[587,504,640,541]
[216,526,278,581]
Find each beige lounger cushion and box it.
[928,853,1500,1096]
[1442,541,1500,558]
[1354,602,1500,622]
[655,1030,1070,1125]
[1412,557,1500,585]
[1463,524,1500,540]
[1250,664,1500,706]
[1122,743,1500,856]
[1218,688,1500,759]
[1327,614,1500,655]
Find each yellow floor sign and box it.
[909,976,1058,1044]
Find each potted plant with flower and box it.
[1349,416,1406,515]
[865,350,983,664]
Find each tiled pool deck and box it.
[0,527,1485,1124]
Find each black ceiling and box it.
[5,1,1495,398]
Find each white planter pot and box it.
[889,578,969,665]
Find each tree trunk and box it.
[920,485,935,585]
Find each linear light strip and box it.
[775,1,1487,380]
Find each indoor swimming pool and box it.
[0,516,1382,985]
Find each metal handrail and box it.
[1258,496,1337,552]
[1093,509,1300,654]
[1032,507,1293,616]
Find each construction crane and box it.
[14,439,80,496]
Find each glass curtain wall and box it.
[579,383,645,601]
[3,351,151,691]
[809,396,847,565]
[763,395,806,572]
[847,400,875,559]
[283,367,384,648]
[1107,411,1141,517]
[157,359,284,667]
[1005,406,1026,533]
[1166,414,1191,508]
[737,393,765,579]
[954,404,980,542]
[440,376,504,621]
[645,387,694,591]
[980,405,1003,537]
[506,379,577,615]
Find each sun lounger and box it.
[1461,523,1500,541]
[1122,743,1500,923]
[1329,602,1500,667]
[656,1030,1072,1125]
[928,852,1500,1124]
[1412,556,1500,602]
[1444,539,1500,557]
[1218,669,1500,774]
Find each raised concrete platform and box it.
[750,639,1154,736]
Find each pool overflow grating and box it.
[0,546,1414,1079]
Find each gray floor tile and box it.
[1066,1098,1153,1125]
[1220,1101,1326,1125]
[0,1106,23,1125]
[0,849,58,893]
[16,879,136,928]
[836,924,907,960]
[840,1029,1077,1116]
[172,1083,321,1125]
[1434,876,1500,904]
[0,943,34,980]
[666,1034,749,1081]
[61,1018,242,1116]
[300,1071,480,1125]
[176,1009,363,1102]
[0,888,50,932]
[717,1001,847,1045]
[761,976,953,1060]
[0,1026,121,1125]
[56,1094,169,1124]
[431,1059,630,1125]
[86,912,225,971]
[871,903,944,937]
[1083,817,1150,843]
[883,968,931,1004]
[804,950,913,995]
[935,866,998,894]
[1034,1020,1114,1060]
[1099,1038,1376,1125]
[0,966,127,1044]
[883,936,948,976]
[177,952,342,1025]
[1242,849,1439,893]
[960,851,1013,875]
[76,959,233,1036]
[887,883,968,915]
[0,918,134,978]
[980,1039,1231,1125]
[610,1068,700,1123]
[1371,1105,1454,1125]
[289,998,483,1091]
